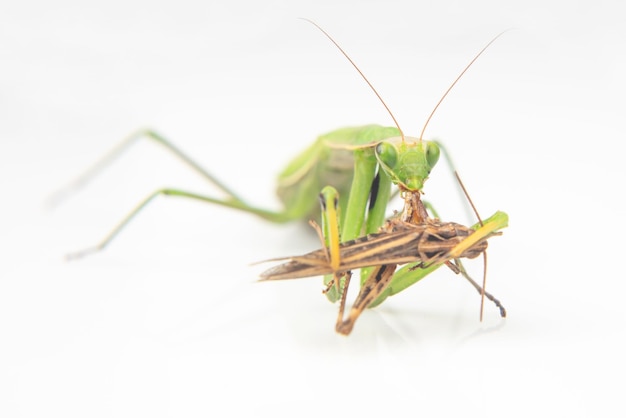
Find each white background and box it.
[1,0,624,416]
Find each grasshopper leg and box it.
[318,186,350,300]
[447,259,506,318]
[336,264,397,335]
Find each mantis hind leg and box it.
[48,129,245,207]
[65,187,295,259]
[54,130,297,258]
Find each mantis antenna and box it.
[419,30,510,141]
[302,18,406,142]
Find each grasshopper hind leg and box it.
[446,259,506,318]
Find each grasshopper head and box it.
[375,137,440,192]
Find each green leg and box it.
[53,130,299,258]
[365,169,393,235]
[359,171,393,287]
[49,129,247,207]
[338,147,379,242]
[65,187,294,259]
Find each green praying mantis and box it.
[54,20,509,334]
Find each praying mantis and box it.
[54,20,509,334]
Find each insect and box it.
[53,21,508,332]
[260,179,508,335]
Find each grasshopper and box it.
[261,179,508,335]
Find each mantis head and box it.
[374,137,440,192]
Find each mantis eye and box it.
[425,141,440,170]
[375,142,398,170]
